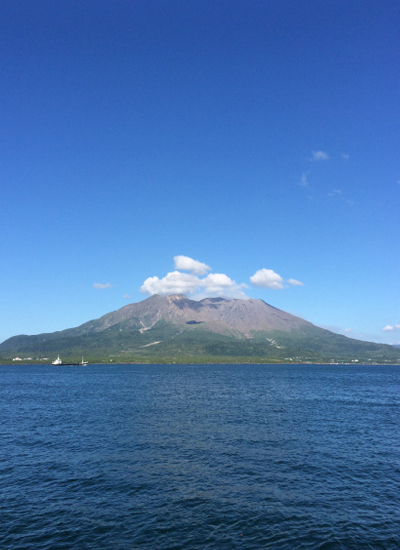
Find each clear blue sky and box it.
[1,0,399,345]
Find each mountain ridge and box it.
[1,294,399,364]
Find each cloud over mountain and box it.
[141,271,247,299]
[174,255,211,275]
[141,256,302,299]
[141,256,247,299]
[141,271,201,296]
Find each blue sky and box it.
[1,0,399,345]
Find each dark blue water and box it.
[1,363,399,549]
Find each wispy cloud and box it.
[312,150,329,161]
[299,172,309,187]
[327,188,354,205]
[93,282,112,289]
[328,189,343,197]
[383,324,400,332]
[288,278,304,286]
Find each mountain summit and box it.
[86,294,312,336]
[1,295,399,363]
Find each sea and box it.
[1,363,399,550]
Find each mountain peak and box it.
[1,293,400,364]
[166,294,187,302]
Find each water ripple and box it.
[1,363,399,549]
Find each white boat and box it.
[52,355,62,365]
[80,357,88,366]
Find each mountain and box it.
[1,294,399,364]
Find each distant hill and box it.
[1,294,399,364]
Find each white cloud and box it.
[201,273,248,298]
[312,150,329,161]
[288,278,304,286]
[141,271,202,296]
[383,324,400,332]
[93,282,112,289]
[173,255,211,275]
[123,293,131,299]
[141,270,247,299]
[341,153,350,160]
[250,269,284,290]
[141,257,301,300]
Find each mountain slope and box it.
[1,294,399,363]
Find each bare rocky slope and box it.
[87,294,312,335]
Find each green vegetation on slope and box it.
[1,318,399,364]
